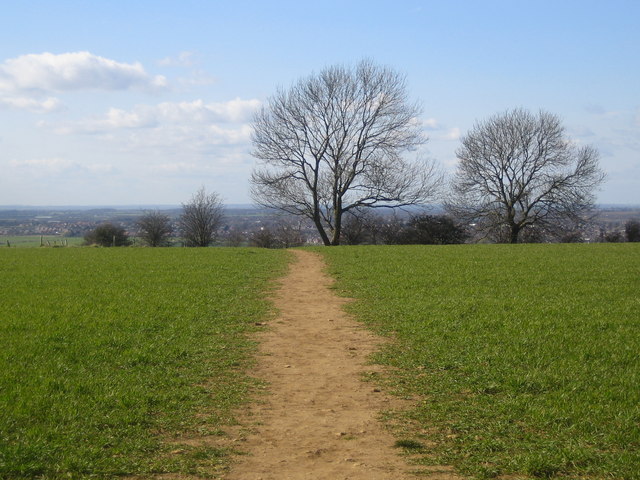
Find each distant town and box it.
[0,204,638,246]
[0,205,320,246]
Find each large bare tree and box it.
[447,108,605,243]
[250,60,441,246]
[179,187,224,247]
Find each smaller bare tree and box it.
[137,211,173,247]
[180,187,225,247]
[447,108,605,243]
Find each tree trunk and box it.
[313,214,332,246]
[330,207,342,246]
[510,225,520,244]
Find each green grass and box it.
[0,247,288,479]
[1,235,84,247]
[318,244,640,479]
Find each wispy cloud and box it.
[177,70,217,87]
[584,104,623,118]
[444,127,461,140]
[570,126,596,138]
[158,51,196,67]
[157,51,217,87]
[423,117,439,129]
[9,157,115,175]
[585,104,607,115]
[152,151,252,176]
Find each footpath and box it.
[223,250,458,480]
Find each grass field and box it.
[319,244,640,479]
[0,247,288,479]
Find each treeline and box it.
[336,213,640,246]
[83,208,640,248]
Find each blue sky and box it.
[1,0,638,206]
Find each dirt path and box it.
[224,250,457,480]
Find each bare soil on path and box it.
[223,250,458,480]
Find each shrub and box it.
[137,211,173,247]
[625,220,640,242]
[401,215,468,245]
[84,223,131,247]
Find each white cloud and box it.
[54,98,260,134]
[0,96,63,113]
[208,124,254,144]
[45,98,261,154]
[120,122,253,152]
[0,51,167,93]
[152,98,260,124]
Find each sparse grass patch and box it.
[318,243,640,479]
[0,248,288,479]
[1,235,84,247]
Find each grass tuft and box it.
[394,439,425,450]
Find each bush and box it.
[250,227,279,248]
[84,223,131,247]
[602,230,624,243]
[625,220,640,242]
[560,231,585,243]
[401,215,468,245]
[137,211,173,247]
